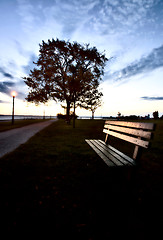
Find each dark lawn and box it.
[0,119,162,238]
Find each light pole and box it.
[11,91,16,124]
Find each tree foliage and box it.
[24,38,108,124]
[153,111,159,119]
[78,88,103,119]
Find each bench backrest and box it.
[103,120,155,160]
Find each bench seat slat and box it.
[90,140,124,166]
[105,121,154,130]
[85,140,115,167]
[85,139,136,167]
[93,140,132,166]
[97,140,135,166]
[103,129,149,148]
[104,124,152,139]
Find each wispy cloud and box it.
[141,96,163,100]
[23,53,38,74]
[0,100,10,104]
[106,45,163,82]
[77,0,160,41]
[17,0,37,33]
[16,0,158,40]
[0,81,15,94]
[0,67,14,79]
[0,81,26,100]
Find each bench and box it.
[85,121,155,167]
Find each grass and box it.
[0,119,162,238]
[0,119,50,132]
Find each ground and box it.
[0,119,162,239]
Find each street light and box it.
[11,91,16,124]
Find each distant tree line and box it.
[113,111,162,120]
[57,113,78,120]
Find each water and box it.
[0,115,112,121]
[78,116,113,120]
[0,115,56,121]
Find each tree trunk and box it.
[92,110,95,120]
[73,100,76,128]
[66,100,70,124]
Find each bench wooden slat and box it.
[105,121,154,130]
[104,124,152,139]
[90,140,124,166]
[103,129,149,148]
[94,140,132,166]
[86,140,136,167]
[85,140,115,167]
[98,140,136,165]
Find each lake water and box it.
[0,115,56,121]
[0,115,111,121]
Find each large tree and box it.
[24,38,107,126]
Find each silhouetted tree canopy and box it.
[153,111,159,119]
[24,38,108,124]
[78,88,103,119]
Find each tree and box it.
[24,38,108,126]
[153,111,159,119]
[117,112,121,119]
[78,88,103,119]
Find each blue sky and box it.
[0,0,163,117]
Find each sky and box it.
[0,0,163,118]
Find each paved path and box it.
[0,120,57,158]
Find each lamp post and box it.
[11,91,16,124]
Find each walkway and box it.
[0,119,57,158]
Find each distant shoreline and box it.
[1,114,158,121]
[0,115,112,121]
[0,115,56,121]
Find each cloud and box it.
[23,53,38,74]
[0,81,15,94]
[141,96,163,101]
[107,45,163,82]
[80,0,159,38]
[38,0,98,38]
[17,0,37,33]
[18,0,154,40]
[16,91,26,100]
[4,81,15,87]
[16,0,160,55]
[0,81,26,100]
[0,67,14,79]
[0,100,10,104]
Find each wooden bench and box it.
[85,121,155,167]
